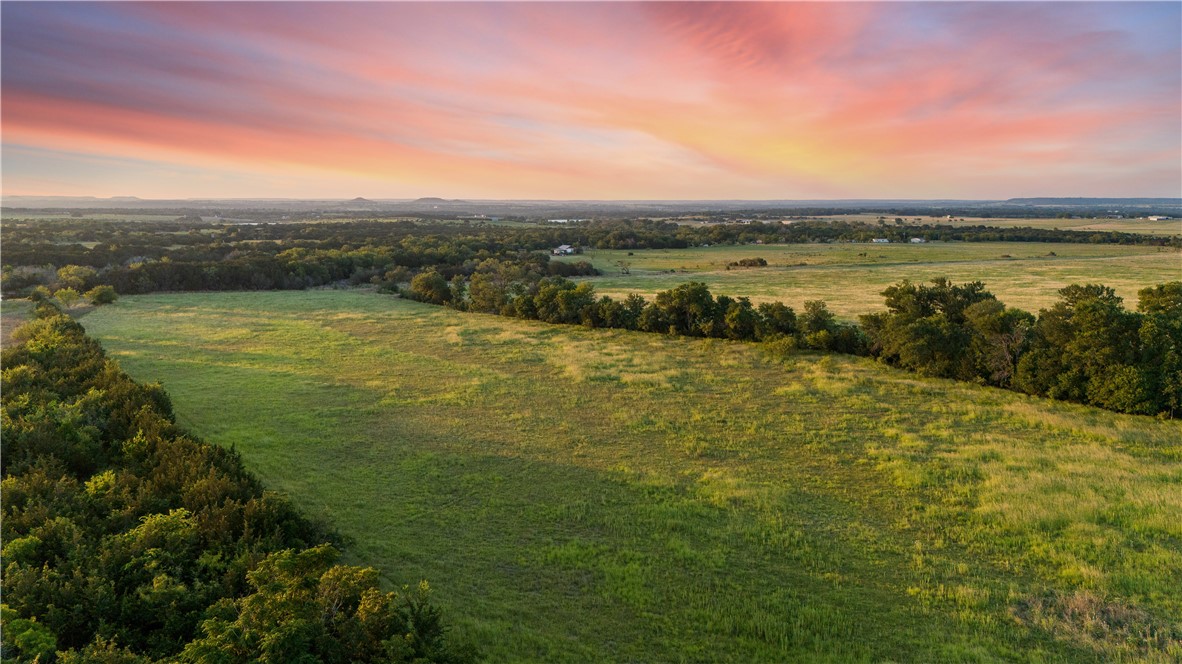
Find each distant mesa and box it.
[350,197,372,203]
[413,197,469,204]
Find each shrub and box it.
[85,285,118,305]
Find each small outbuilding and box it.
[910,237,926,243]
[552,244,575,255]
[871,238,890,243]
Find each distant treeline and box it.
[1,307,473,663]
[3,218,1177,298]
[407,265,1182,418]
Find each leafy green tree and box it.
[85,285,118,305]
[2,603,58,662]
[864,279,997,378]
[447,275,467,310]
[800,300,836,336]
[1015,285,1147,410]
[722,296,758,340]
[963,299,1035,387]
[2,309,471,660]
[55,287,82,308]
[29,284,54,302]
[407,270,451,305]
[57,636,152,663]
[56,265,98,291]
[1135,283,1182,416]
[181,545,468,664]
[621,294,646,330]
[1136,281,1182,317]
[636,302,668,333]
[653,282,717,336]
[755,301,796,340]
[465,272,505,313]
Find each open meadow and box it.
[795,214,1182,236]
[82,291,1182,662]
[0,299,34,348]
[558,242,1181,319]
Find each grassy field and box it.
[558,242,1181,319]
[0,299,34,348]
[793,214,1181,236]
[81,291,1181,662]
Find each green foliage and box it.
[755,301,797,339]
[963,299,1034,387]
[1012,284,1175,415]
[2,603,58,662]
[0,310,467,662]
[799,300,836,335]
[84,285,118,306]
[652,282,717,336]
[727,256,768,267]
[54,287,82,308]
[56,265,98,291]
[1137,281,1182,316]
[28,285,54,303]
[182,546,467,664]
[406,270,451,305]
[864,280,994,379]
[56,637,151,664]
[82,291,1182,662]
[860,278,1177,416]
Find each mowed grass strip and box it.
[557,242,1181,319]
[83,291,1182,662]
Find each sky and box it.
[2,1,1179,200]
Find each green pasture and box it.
[559,242,1180,319]
[799,214,1181,236]
[0,212,186,222]
[0,298,34,348]
[81,291,1181,662]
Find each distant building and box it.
[1148,215,1171,221]
[871,238,890,243]
[910,238,926,243]
[552,244,575,255]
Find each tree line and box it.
[408,266,1181,417]
[4,217,1176,299]
[1,305,474,663]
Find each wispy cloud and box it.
[2,2,1178,198]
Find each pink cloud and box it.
[2,2,1177,198]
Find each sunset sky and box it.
[2,1,1179,200]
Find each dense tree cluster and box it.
[861,280,1182,417]
[727,257,768,268]
[1,309,471,663]
[417,264,1180,417]
[1013,283,1182,416]
[3,217,1174,299]
[415,259,866,354]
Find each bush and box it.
[85,285,118,305]
[54,287,82,308]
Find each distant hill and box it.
[412,197,470,204]
[1003,197,1182,206]
[4,195,1179,218]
